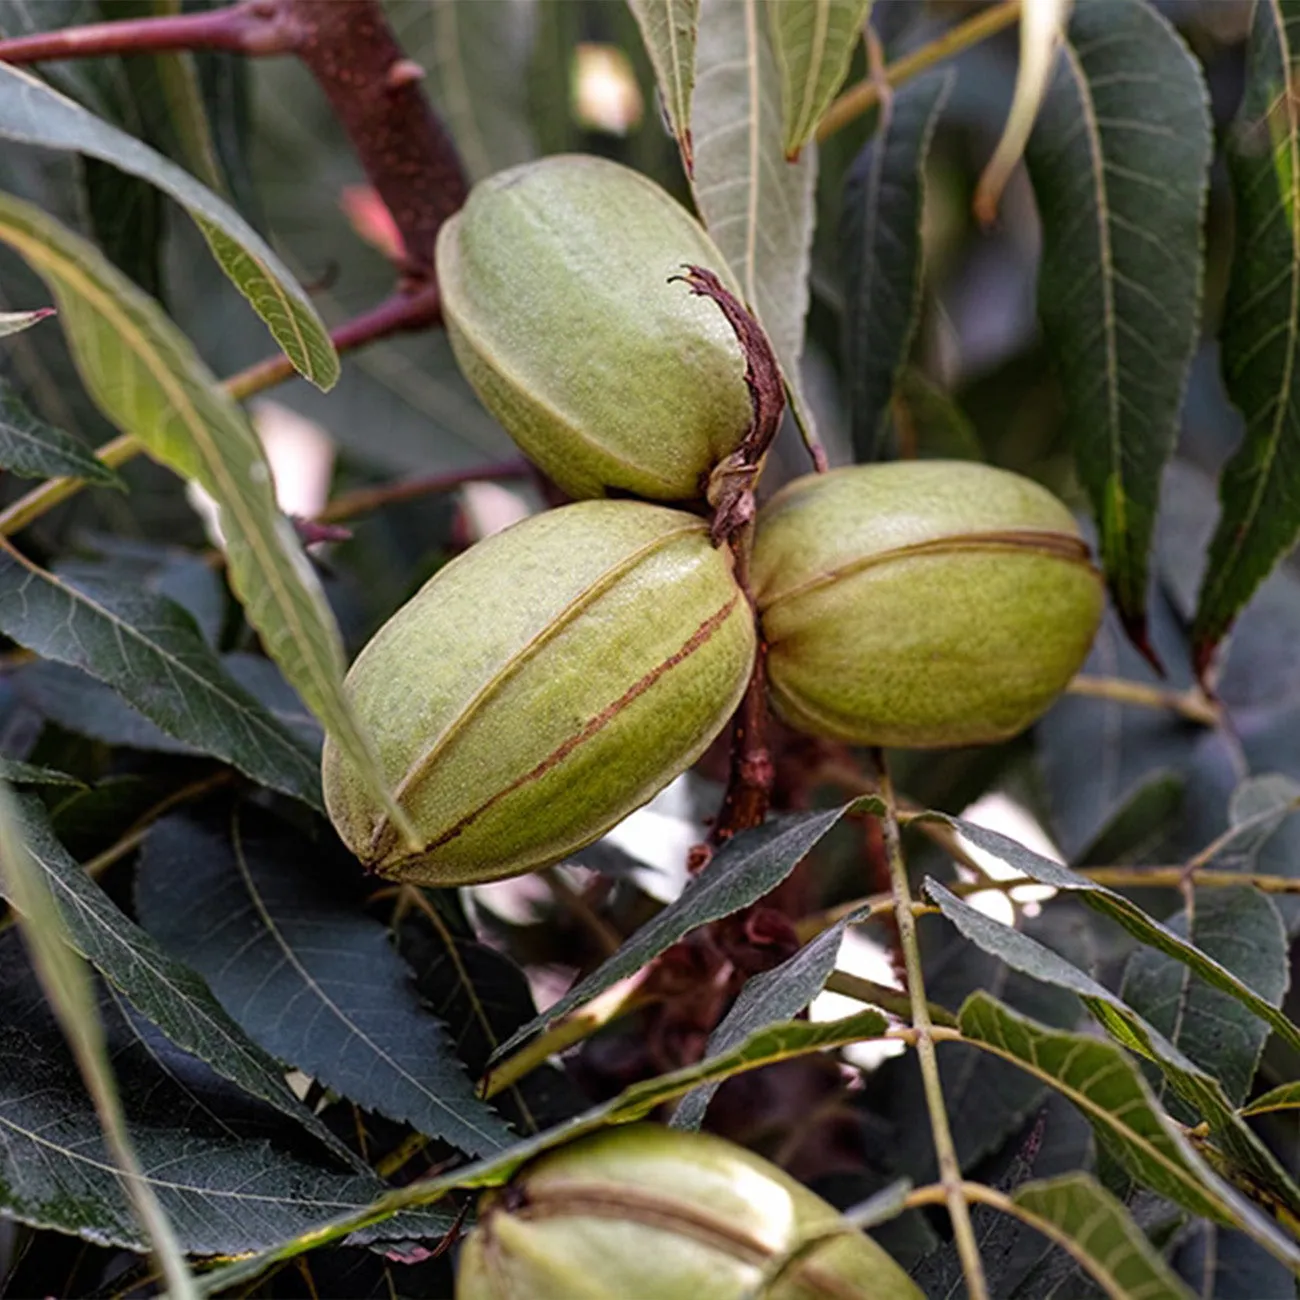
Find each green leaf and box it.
[940,816,1300,1059]
[0,549,322,806]
[1194,0,1300,674]
[766,0,870,160]
[1024,0,1210,646]
[1121,888,1289,1111]
[194,1007,893,1296]
[1010,1174,1195,1300]
[0,193,412,844]
[0,929,448,1255]
[0,62,337,388]
[671,903,865,1130]
[1241,1081,1300,1118]
[0,794,357,1169]
[691,0,819,443]
[491,804,860,1060]
[0,786,197,1296]
[137,807,515,1158]
[958,995,1223,1225]
[415,0,535,181]
[926,880,1300,1220]
[889,366,982,461]
[0,757,82,788]
[0,306,54,337]
[628,0,700,172]
[841,70,953,461]
[0,374,123,486]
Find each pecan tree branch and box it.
[0,1,301,63]
[288,0,467,278]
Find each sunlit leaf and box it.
[766,0,870,160]
[0,192,412,844]
[692,0,819,448]
[628,0,700,171]
[0,62,336,387]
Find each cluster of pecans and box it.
[321,153,1103,889]
[319,153,1104,1300]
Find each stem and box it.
[825,968,959,1027]
[875,750,988,1300]
[0,1,299,63]
[1065,674,1221,727]
[710,629,773,846]
[817,0,1022,141]
[480,978,648,1101]
[288,0,465,275]
[315,458,531,525]
[0,287,443,540]
[540,867,622,957]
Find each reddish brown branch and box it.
[0,1,300,63]
[288,0,467,278]
[313,458,533,526]
[709,640,773,847]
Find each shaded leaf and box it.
[1024,0,1211,643]
[1194,0,1300,674]
[137,807,514,1157]
[927,880,1300,1217]
[629,0,700,171]
[1011,1173,1195,1300]
[0,63,336,386]
[0,793,355,1168]
[672,904,865,1130]
[0,193,410,841]
[1122,888,1288,1111]
[492,804,859,1060]
[841,70,952,461]
[0,930,449,1254]
[0,306,54,337]
[873,908,1084,1184]
[1174,1223,1296,1300]
[691,0,819,440]
[0,783,197,1296]
[14,661,201,756]
[940,816,1300,1058]
[412,0,534,182]
[1241,1081,1300,1118]
[400,918,585,1136]
[767,0,870,160]
[888,366,982,461]
[0,549,322,806]
[195,1007,894,1295]
[0,375,123,486]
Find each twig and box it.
[480,978,648,1101]
[314,457,532,525]
[710,638,773,846]
[825,968,959,1027]
[1065,674,1221,727]
[817,0,1023,142]
[0,1,300,64]
[0,287,444,540]
[540,867,622,957]
[288,0,465,277]
[874,750,988,1300]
